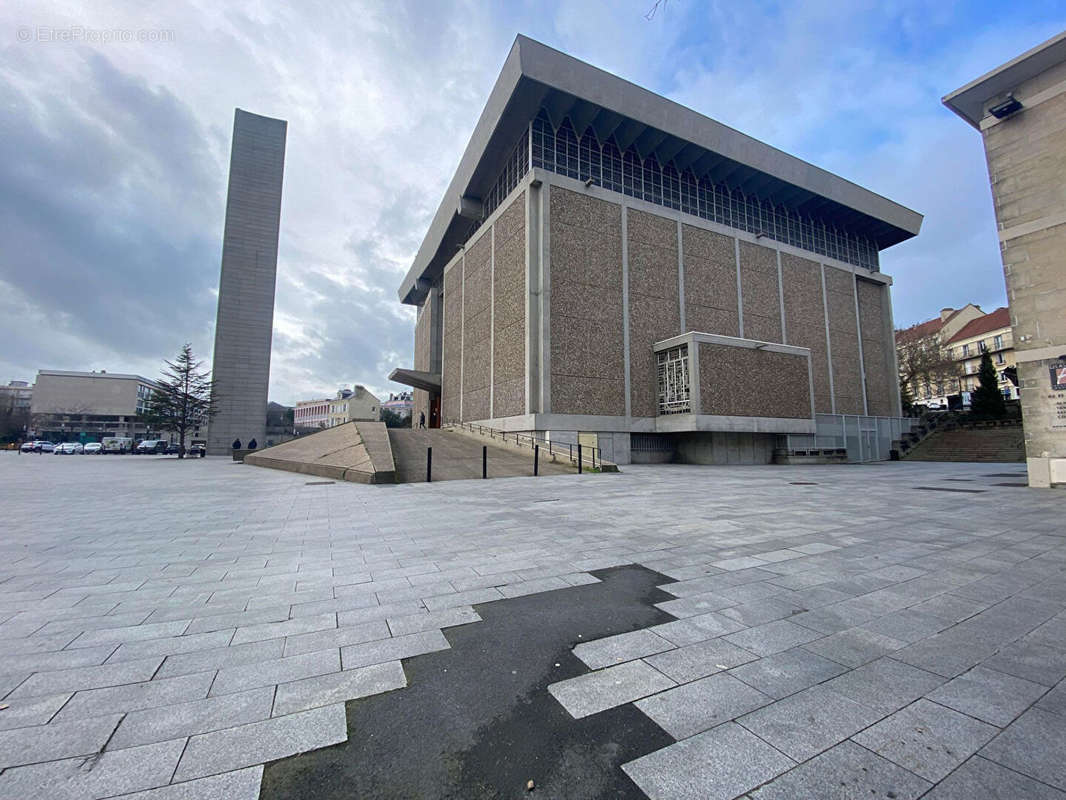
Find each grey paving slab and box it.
[54,671,215,722]
[0,712,122,768]
[858,609,952,644]
[980,707,1066,789]
[574,629,676,671]
[649,612,747,646]
[71,620,192,649]
[891,628,1000,678]
[728,646,848,699]
[105,630,236,663]
[749,740,932,800]
[654,592,736,618]
[983,641,1066,687]
[0,645,118,675]
[928,665,1048,727]
[282,619,391,657]
[724,619,823,656]
[157,639,284,679]
[340,629,449,670]
[823,657,945,714]
[803,628,908,668]
[622,722,794,800]
[636,672,772,738]
[172,703,346,782]
[738,684,884,762]
[230,612,337,646]
[549,660,676,719]
[643,638,757,683]
[0,737,186,800]
[1038,681,1066,716]
[210,648,340,696]
[385,606,480,637]
[8,657,163,699]
[110,686,275,749]
[854,698,998,782]
[0,691,71,730]
[272,660,406,716]
[923,755,1066,799]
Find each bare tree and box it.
[896,332,957,402]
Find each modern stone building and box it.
[944,31,1066,487]
[392,36,922,465]
[29,370,162,442]
[207,109,287,454]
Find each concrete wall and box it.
[676,432,775,465]
[413,297,430,426]
[980,85,1066,485]
[208,109,287,454]
[461,234,492,420]
[627,207,681,417]
[856,279,897,416]
[698,344,811,419]
[548,188,626,415]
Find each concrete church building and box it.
[392,36,922,465]
[207,109,287,454]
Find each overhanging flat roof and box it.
[943,31,1066,129]
[399,35,923,305]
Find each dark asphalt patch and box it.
[913,486,987,494]
[260,565,677,800]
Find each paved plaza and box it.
[0,454,1064,799]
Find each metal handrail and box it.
[442,419,602,467]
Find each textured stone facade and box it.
[698,344,811,419]
[781,253,833,413]
[856,279,895,416]
[682,225,739,337]
[208,109,287,454]
[627,207,681,417]
[823,267,864,414]
[738,241,782,343]
[549,188,626,415]
[441,258,463,423]
[492,192,527,418]
[461,235,492,421]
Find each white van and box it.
[101,437,133,454]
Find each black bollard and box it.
[427,446,432,483]
[482,445,487,479]
[534,444,539,476]
[577,443,582,474]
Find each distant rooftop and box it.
[37,369,155,384]
[946,307,1011,344]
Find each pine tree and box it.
[141,344,216,458]
[969,350,1006,418]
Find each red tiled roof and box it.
[896,317,942,344]
[945,307,1011,344]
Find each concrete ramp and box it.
[244,422,396,484]
[388,429,575,483]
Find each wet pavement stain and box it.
[260,565,677,800]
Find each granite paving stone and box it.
[749,740,932,799]
[0,691,71,731]
[105,630,237,663]
[156,639,284,679]
[724,618,823,656]
[54,671,215,722]
[980,707,1066,789]
[983,642,1066,687]
[822,657,945,714]
[385,606,480,638]
[340,629,449,670]
[1038,681,1066,715]
[0,737,186,800]
[643,638,757,683]
[0,713,123,768]
[921,755,1066,799]
[927,665,1048,726]
[282,619,392,658]
[737,684,884,762]
[172,704,347,782]
[649,612,747,646]
[8,657,163,699]
[229,612,337,646]
[803,628,908,668]
[109,686,276,749]
[728,647,849,699]
[210,649,340,696]
[574,629,676,671]
[854,698,998,782]
[635,672,772,738]
[549,660,676,719]
[272,661,406,716]
[622,722,794,800]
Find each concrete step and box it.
[903,426,1025,463]
[387,429,575,483]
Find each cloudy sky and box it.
[1,1,1062,404]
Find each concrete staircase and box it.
[387,429,575,483]
[903,425,1025,463]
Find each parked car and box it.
[57,442,84,454]
[83,442,103,454]
[136,440,168,455]
[38,441,55,453]
[187,443,206,457]
[166,442,181,455]
[102,437,133,454]
[19,441,36,453]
